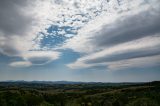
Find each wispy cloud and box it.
[0,0,53,55]
[9,51,60,67]
[9,61,32,68]
[1,0,160,70]
[22,51,60,65]
[67,35,160,69]
[107,55,160,71]
[65,0,160,71]
[0,0,61,67]
[0,0,117,67]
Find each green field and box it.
[0,81,160,106]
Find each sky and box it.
[0,0,160,82]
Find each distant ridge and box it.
[0,80,146,84]
[1,80,159,85]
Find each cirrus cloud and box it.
[0,0,62,67]
[9,51,60,67]
[65,0,160,71]
[9,61,32,68]
[22,51,60,65]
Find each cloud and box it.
[0,0,36,37]
[9,51,60,67]
[36,0,138,50]
[107,55,160,71]
[0,36,33,56]
[64,0,160,53]
[0,0,115,67]
[0,1,31,55]
[0,0,34,56]
[91,9,160,48]
[9,61,32,68]
[68,55,160,71]
[67,35,160,70]
[85,35,160,64]
[0,0,55,56]
[22,51,60,65]
[1,0,160,70]
[65,0,160,71]
[0,0,63,67]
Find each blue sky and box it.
[0,0,160,82]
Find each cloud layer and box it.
[22,51,60,65]
[65,0,160,71]
[0,0,115,67]
[1,0,160,70]
[0,0,61,67]
[9,61,32,68]
[9,51,60,67]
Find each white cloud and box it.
[9,61,32,68]
[67,35,160,69]
[35,0,137,50]
[0,0,54,56]
[1,0,160,70]
[65,0,160,71]
[0,0,63,67]
[22,51,60,65]
[1,0,122,67]
[63,0,160,53]
[68,55,160,71]
[9,51,60,67]
[107,55,160,71]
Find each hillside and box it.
[0,81,160,106]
